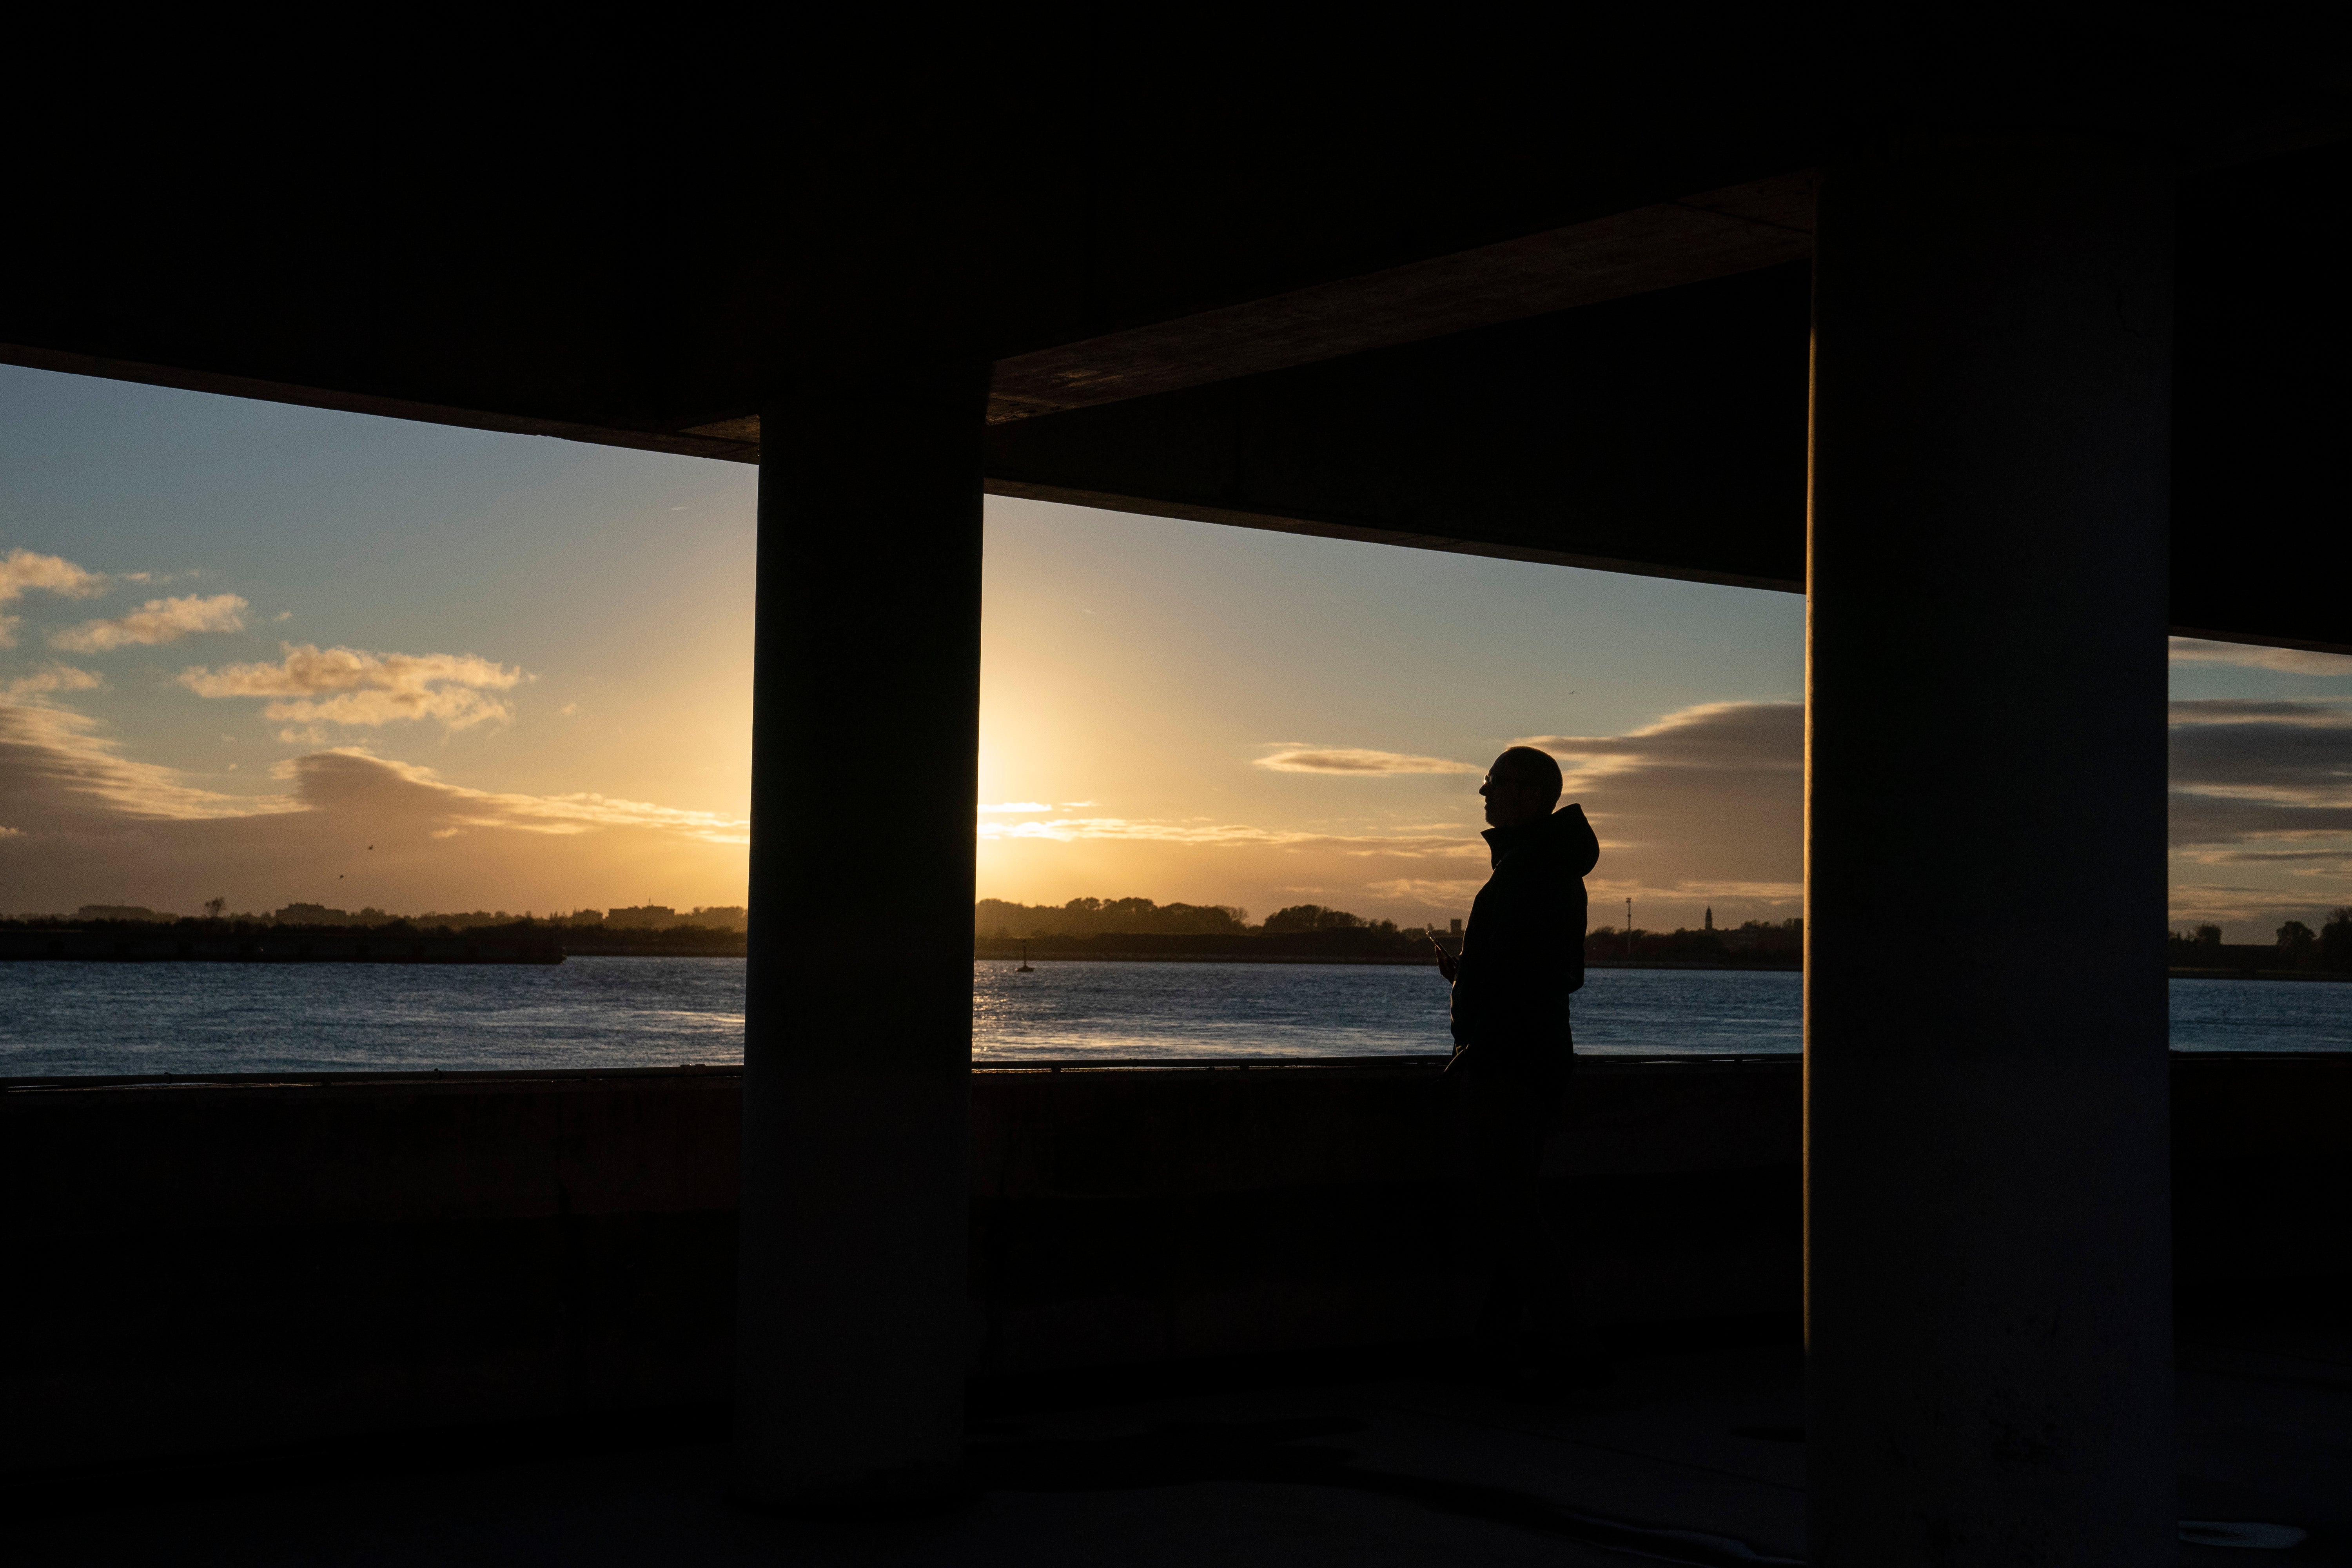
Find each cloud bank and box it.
[0,690,744,914]
[2168,699,2352,908]
[0,698,294,826]
[1518,702,1806,915]
[179,644,526,738]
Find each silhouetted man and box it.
[1431,745,1599,1381]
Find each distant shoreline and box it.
[975,955,2351,982]
[572,945,742,958]
[0,921,746,965]
[2169,966,2352,984]
[976,953,1803,971]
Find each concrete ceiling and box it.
[0,34,2344,647]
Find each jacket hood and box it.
[1482,802,1600,875]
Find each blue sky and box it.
[2,363,2346,936]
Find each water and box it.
[2167,975,2352,1053]
[970,962,1802,1060]
[972,963,2352,1058]
[0,956,744,1077]
[0,959,2343,1077]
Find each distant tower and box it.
[1448,918,1462,937]
[1705,907,1714,931]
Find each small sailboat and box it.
[1016,940,1034,973]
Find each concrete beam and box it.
[980,172,1818,423]
[983,263,1816,596]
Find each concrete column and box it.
[1806,142,2175,1564]
[733,363,989,1512]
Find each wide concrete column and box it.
[733,363,989,1512]
[1806,142,2174,1564]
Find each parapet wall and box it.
[2,1053,2342,1473]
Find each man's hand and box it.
[1428,932,1457,982]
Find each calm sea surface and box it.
[0,957,2344,1077]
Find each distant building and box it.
[604,905,680,929]
[1449,918,1463,937]
[411,911,515,931]
[75,904,175,922]
[1705,907,1714,931]
[274,903,350,924]
[564,909,607,927]
[690,906,749,931]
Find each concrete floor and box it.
[15,1319,2345,1566]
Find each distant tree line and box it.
[18,901,746,932]
[0,912,744,955]
[1259,903,1395,935]
[1585,917,1802,964]
[2170,909,2352,972]
[976,897,1253,938]
[975,895,1433,956]
[976,898,1806,965]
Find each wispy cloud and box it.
[2169,697,2352,729]
[2189,848,2352,867]
[0,548,108,646]
[1589,875,1805,903]
[3,664,103,702]
[2169,637,2352,677]
[978,801,1056,814]
[1254,746,1479,775]
[51,593,248,652]
[178,643,525,736]
[978,815,1487,857]
[2,549,106,600]
[287,749,749,843]
[2165,881,2350,926]
[1365,877,1489,903]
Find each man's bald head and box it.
[1491,746,1562,800]
[1480,746,1562,828]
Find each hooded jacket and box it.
[1448,802,1601,1056]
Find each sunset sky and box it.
[2,364,2346,938]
